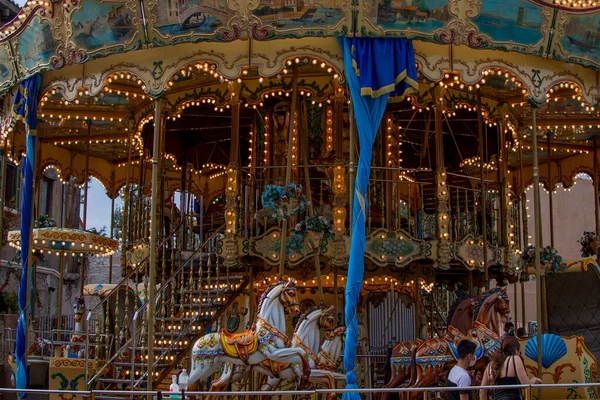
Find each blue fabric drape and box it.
[340,38,417,399]
[12,74,42,399]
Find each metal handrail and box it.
[86,215,189,321]
[4,382,600,397]
[86,337,133,388]
[129,224,227,387]
[84,213,190,388]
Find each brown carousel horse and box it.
[380,288,509,400]
[446,287,510,337]
[408,289,509,399]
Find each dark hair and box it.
[489,336,521,381]
[457,339,477,359]
[516,327,527,338]
[505,322,515,330]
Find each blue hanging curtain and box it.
[12,74,42,399]
[340,38,417,399]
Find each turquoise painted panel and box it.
[369,0,447,33]
[251,0,348,37]
[17,15,58,72]
[558,14,600,59]
[474,0,544,46]
[71,0,138,52]
[150,0,236,42]
[0,46,14,86]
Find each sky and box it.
[81,178,113,234]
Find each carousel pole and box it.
[477,90,489,290]
[55,254,65,357]
[593,137,599,239]
[0,138,8,260]
[519,140,527,330]
[121,138,132,279]
[109,196,115,284]
[147,98,165,391]
[278,63,299,278]
[80,120,91,295]
[547,134,554,247]
[531,106,544,385]
[300,100,324,304]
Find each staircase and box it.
[85,223,249,392]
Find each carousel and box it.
[1,0,600,398]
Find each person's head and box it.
[490,336,521,379]
[457,339,477,367]
[504,322,515,333]
[501,336,521,356]
[516,327,527,338]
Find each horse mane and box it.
[257,281,284,314]
[446,295,474,329]
[472,288,504,320]
[294,306,324,333]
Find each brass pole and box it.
[531,107,544,385]
[279,64,299,278]
[121,138,132,275]
[0,138,8,258]
[518,139,527,331]
[300,100,324,304]
[594,137,600,237]
[477,91,489,290]
[349,106,356,237]
[109,196,115,284]
[147,99,165,390]
[55,254,65,357]
[80,121,91,295]
[547,134,554,247]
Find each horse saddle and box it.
[446,337,484,361]
[259,359,290,376]
[220,330,258,361]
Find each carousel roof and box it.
[0,0,597,89]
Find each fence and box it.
[1,383,599,400]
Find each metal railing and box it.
[2,382,600,399]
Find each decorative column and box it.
[500,123,516,273]
[434,100,450,268]
[332,84,348,269]
[147,98,166,391]
[224,81,241,267]
[531,105,544,385]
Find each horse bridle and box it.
[279,287,299,314]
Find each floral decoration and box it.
[286,216,333,253]
[261,184,307,220]
[36,215,57,228]
[578,231,599,257]
[521,245,565,275]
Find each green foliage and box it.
[0,292,18,314]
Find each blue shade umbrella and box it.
[12,74,42,399]
[339,38,417,400]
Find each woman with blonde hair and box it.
[479,336,542,400]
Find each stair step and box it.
[98,378,134,384]
[111,362,170,368]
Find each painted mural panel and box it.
[250,0,349,37]
[70,0,139,55]
[551,11,600,69]
[17,15,58,72]
[473,0,547,50]
[148,0,237,43]
[359,0,449,39]
[0,45,15,90]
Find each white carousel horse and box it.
[63,296,87,358]
[187,280,311,388]
[211,308,345,396]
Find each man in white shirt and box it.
[447,339,477,400]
